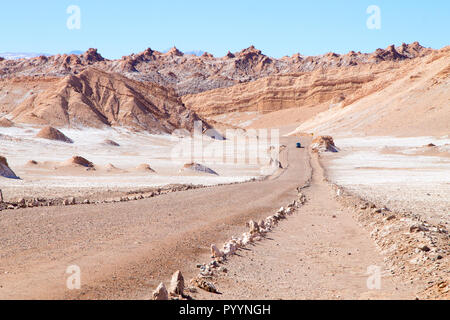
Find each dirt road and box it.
[199,154,416,300]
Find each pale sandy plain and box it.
[321,136,450,226]
[0,125,267,201]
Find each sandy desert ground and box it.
[1,134,447,300]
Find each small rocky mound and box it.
[371,45,407,62]
[166,47,184,57]
[82,48,105,63]
[104,139,120,147]
[26,160,39,166]
[135,164,156,173]
[36,126,73,144]
[0,118,14,127]
[0,156,20,179]
[65,156,94,168]
[311,136,339,153]
[181,163,219,175]
[269,158,283,169]
[104,163,124,172]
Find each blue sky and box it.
[0,0,448,59]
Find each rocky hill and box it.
[5,68,206,133]
[181,65,385,117]
[182,46,449,137]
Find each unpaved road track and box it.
[199,155,416,300]
[0,137,307,299]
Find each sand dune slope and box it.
[290,47,450,137]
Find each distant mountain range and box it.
[0,49,205,60]
[184,50,205,56]
[0,50,84,60]
[67,50,84,55]
[162,49,205,56]
[0,52,51,60]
